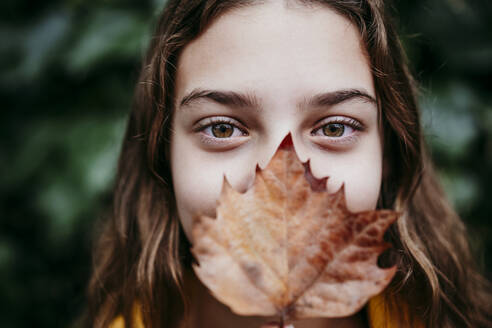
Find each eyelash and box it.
[312,116,363,135]
[194,117,248,146]
[194,116,364,145]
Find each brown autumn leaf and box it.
[190,134,398,322]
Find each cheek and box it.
[307,141,383,212]
[171,149,224,242]
[170,135,257,242]
[342,160,382,212]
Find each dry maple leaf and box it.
[191,134,398,323]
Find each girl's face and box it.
[170,1,382,242]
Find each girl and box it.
[85,0,492,327]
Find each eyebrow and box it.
[178,88,376,110]
[179,89,261,110]
[299,88,377,109]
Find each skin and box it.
[170,1,381,327]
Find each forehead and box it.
[175,1,374,105]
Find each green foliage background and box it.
[0,0,490,327]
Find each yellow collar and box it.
[109,294,423,328]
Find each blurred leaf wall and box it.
[0,0,490,327]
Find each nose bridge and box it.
[232,129,316,195]
[255,126,309,170]
[256,118,291,168]
[227,104,303,193]
[254,85,312,168]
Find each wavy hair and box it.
[85,0,492,327]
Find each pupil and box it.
[212,124,233,137]
[323,123,344,137]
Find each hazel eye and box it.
[211,123,234,138]
[313,121,356,138]
[310,116,365,148]
[322,123,345,137]
[195,117,248,141]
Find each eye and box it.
[194,117,248,139]
[321,123,346,137]
[312,117,363,137]
[211,123,234,138]
[310,116,365,147]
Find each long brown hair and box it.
[85,1,492,327]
